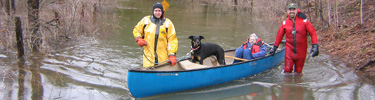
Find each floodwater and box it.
[1,0,374,100]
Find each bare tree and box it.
[360,0,363,25]
[0,0,3,8]
[93,3,98,24]
[327,0,331,26]
[15,17,24,59]
[305,0,310,20]
[319,0,328,26]
[250,0,253,14]
[27,0,41,52]
[315,0,318,22]
[3,0,15,16]
[5,0,10,15]
[11,0,15,14]
[335,0,338,29]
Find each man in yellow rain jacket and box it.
[133,2,178,68]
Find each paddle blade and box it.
[162,0,169,11]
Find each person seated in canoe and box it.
[233,33,267,63]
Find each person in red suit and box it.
[269,3,319,73]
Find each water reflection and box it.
[16,54,44,100]
[17,58,26,99]
[280,74,305,100]
[30,55,44,100]
[136,81,264,100]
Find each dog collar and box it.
[191,46,200,51]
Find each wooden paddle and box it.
[225,56,248,61]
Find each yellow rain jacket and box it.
[133,16,178,68]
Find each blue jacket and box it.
[240,42,267,59]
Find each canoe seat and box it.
[179,60,209,70]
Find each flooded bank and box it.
[0,0,374,99]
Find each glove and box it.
[135,37,147,47]
[168,55,177,66]
[269,46,278,56]
[310,44,319,57]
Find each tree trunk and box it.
[315,0,318,23]
[81,3,85,18]
[93,3,97,24]
[250,0,253,14]
[319,0,328,26]
[5,0,10,15]
[335,0,338,28]
[11,0,15,14]
[27,0,41,52]
[327,0,331,26]
[0,0,3,8]
[15,17,24,59]
[306,0,310,19]
[360,0,363,25]
[99,0,101,11]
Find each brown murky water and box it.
[0,0,374,100]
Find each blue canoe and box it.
[128,48,285,98]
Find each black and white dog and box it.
[189,35,226,66]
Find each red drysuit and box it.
[274,10,318,73]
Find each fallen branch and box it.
[357,58,375,70]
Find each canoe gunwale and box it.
[128,48,285,73]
